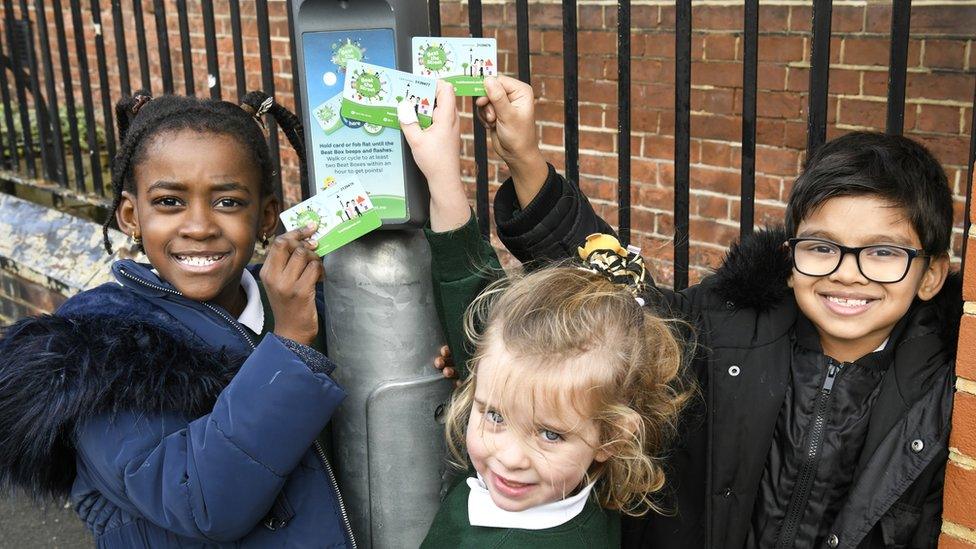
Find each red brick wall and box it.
[436,2,976,285]
[947,204,976,546]
[3,1,975,543]
[4,2,972,279]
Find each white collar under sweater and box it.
[466,474,594,530]
[237,269,264,335]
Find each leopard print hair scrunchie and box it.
[577,233,650,306]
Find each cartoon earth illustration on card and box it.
[294,208,321,229]
[285,205,333,243]
[363,123,384,136]
[340,60,435,129]
[331,38,365,73]
[312,95,344,135]
[415,42,455,76]
[349,66,388,103]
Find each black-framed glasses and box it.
[787,237,927,284]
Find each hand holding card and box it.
[280,174,382,256]
[399,80,469,232]
[477,75,548,208]
[340,60,437,130]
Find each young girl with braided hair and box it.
[401,83,692,547]
[0,91,355,548]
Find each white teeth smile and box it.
[175,255,224,266]
[826,296,869,307]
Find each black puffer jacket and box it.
[493,167,958,549]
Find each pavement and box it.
[0,493,91,548]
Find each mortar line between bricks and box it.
[942,521,976,544]
[949,450,976,470]
[957,377,976,396]
[835,94,974,108]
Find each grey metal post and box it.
[323,231,452,548]
[291,1,453,547]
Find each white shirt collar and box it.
[466,474,594,530]
[143,267,264,334]
[237,269,265,335]
[875,338,889,352]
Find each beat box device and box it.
[291,0,430,230]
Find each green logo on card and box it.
[353,71,382,98]
[332,40,364,69]
[292,208,322,229]
[421,45,448,71]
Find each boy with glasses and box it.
[431,76,960,548]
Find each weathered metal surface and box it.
[0,191,137,298]
[323,230,453,549]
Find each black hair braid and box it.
[102,91,154,254]
[240,91,308,194]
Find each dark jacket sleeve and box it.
[494,164,615,264]
[73,334,346,542]
[424,212,502,378]
[493,165,712,320]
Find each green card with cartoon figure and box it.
[411,37,497,96]
[279,174,381,256]
[340,60,436,129]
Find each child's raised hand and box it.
[476,76,549,208]
[261,224,323,346]
[400,80,470,232]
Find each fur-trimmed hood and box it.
[0,294,247,500]
[711,227,794,312]
[709,227,963,350]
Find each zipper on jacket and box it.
[118,266,356,547]
[774,359,843,549]
[118,266,258,349]
[315,439,358,549]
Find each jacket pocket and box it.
[879,502,921,548]
[262,492,296,531]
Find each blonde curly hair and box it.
[444,265,694,516]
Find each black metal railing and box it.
[1,1,974,289]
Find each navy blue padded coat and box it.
[0,260,353,548]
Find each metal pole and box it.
[290,2,450,547]
[323,231,452,548]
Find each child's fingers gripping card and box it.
[340,60,437,130]
[412,37,497,96]
[280,175,382,256]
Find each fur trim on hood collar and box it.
[712,227,794,312]
[710,227,963,350]
[0,314,246,500]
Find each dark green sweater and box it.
[420,478,621,549]
[423,214,503,378]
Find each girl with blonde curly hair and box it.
[401,81,693,548]
[419,263,693,547]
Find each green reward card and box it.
[340,60,436,130]
[412,37,497,96]
[312,93,345,136]
[279,174,381,256]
